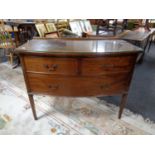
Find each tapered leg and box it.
[28,94,37,120]
[147,36,153,53]
[118,93,128,119]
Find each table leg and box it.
[28,94,37,120]
[137,52,144,64]
[118,93,128,119]
[147,34,153,53]
[12,55,20,69]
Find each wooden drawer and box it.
[23,56,78,75]
[27,73,130,97]
[81,56,136,76]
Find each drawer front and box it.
[23,56,78,75]
[81,56,136,76]
[27,73,130,96]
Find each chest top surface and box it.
[15,39,142,55]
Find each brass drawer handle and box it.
[49,64,58,71]
[43,64,58,71]
[48,84,59,90]
[100,84,110,89]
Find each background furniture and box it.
[0,29,16,65]
[35,23,60,38]
[45,23,57,32]
[134,19,150,30]
[96,19,128,36]
[69,20,93,37]
[55,19,69,36]
[69,20,83,36]
[44,31,59,38]
[121,27,155,62]
[5,20,37,44]
[15,39,142,120]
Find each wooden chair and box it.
[96,19,113,35]
[134,19,150,31]
[96,19,127,36]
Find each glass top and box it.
[15,39,142,54]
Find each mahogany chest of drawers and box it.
[15,39,142,120]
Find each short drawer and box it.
[81,56,136,76]
[27,73,130,96]
[23,56,78,75]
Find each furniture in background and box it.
[5,20,37,44]
[69,20,83,36]
[44,23,59,38]
[96,19,116,35]
[80,20,93,33]
[45,23,57,32]
[134,19,150,31]
[61,29,79,37]
[149,19,155,28]
[147,27,155,52]
[126,19,152,31]
[18,22,37,41]
[55,19,69,35]
[1,21,20,46]
[96,19,127,36]
[44,31,59,38]
[69,20,93,36]
[88,19,98,25]
[35,20,93,38]
[121,27,155,62]
[15,39,142,120]
[35,23,60,38]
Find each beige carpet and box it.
[0,63,155,135]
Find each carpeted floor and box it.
[101,43,155,122]
[0,63,155,134]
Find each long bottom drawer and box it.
[27,73,130,96]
